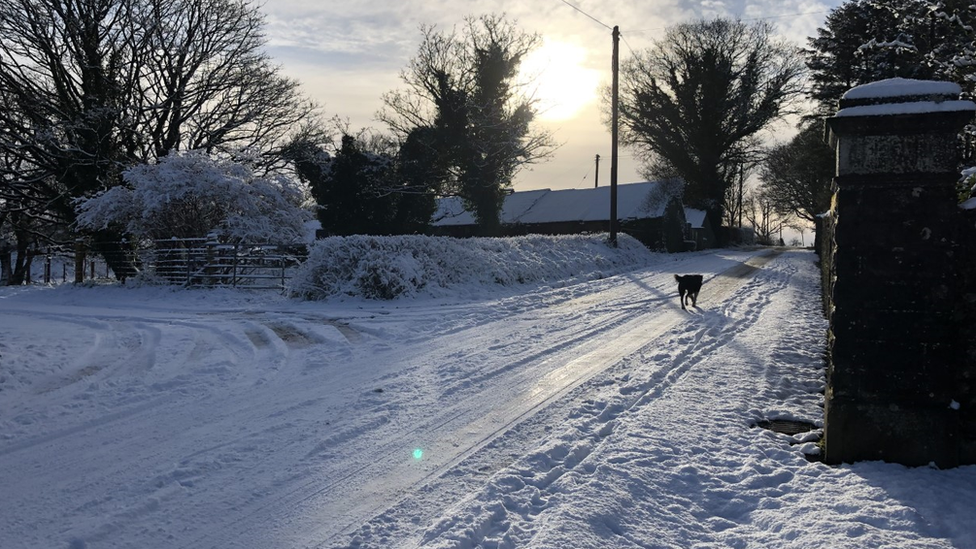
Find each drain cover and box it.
[754,419,817,436]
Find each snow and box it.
[74,150,311,243]
[836,78,976,118]
[684,207,707,229]
[433,181,670,227]
[435,189,551,226]
[842,78,963,100]
[289,234,658,300]
[835,99,976,118]
[1,236,975,549]
[857,39,919,54]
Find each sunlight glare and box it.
[519,40,601,122]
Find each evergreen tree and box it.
[286,132,438,237]
[380,15,554,235]
[299,135,394,237]
[806,0,976,115]
[390,127,444,234]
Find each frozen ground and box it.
[1,237,974,549]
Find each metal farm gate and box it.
[153,238,306,290]
[66,237,308,290]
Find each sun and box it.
[519,40,602,122]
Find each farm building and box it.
[432,181,692,252]
[683,208,717,250]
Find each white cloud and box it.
[259,0,845,191]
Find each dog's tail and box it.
[674,274,680,282]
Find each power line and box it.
[618,31,637,56]
[556,0,613,31]
[742,9,831,22]
[575,166,591,189]
[530,156,593,189]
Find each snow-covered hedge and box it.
[288,233,658,300]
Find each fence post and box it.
[74,239,85,284]
[185,238,192,285]
[204,232,219,286]
[44,256,51,284]
[823,79,975,467]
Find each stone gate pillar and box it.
[824,78,975,467]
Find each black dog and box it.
[674,274,703,310]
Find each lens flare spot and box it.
[413,448,423,460]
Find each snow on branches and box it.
[75,151,311,243]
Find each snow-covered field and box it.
[1,237,974,549]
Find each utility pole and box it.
[594,154,600,188]
[609,25,619,247]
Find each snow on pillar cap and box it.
[836,78,974,117]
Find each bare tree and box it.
[744,188,788,245]
[0,146,67,284]
[0,0,314,276]
[722,163,751,232]
[616,18,805,245]
[759,122,834,252]
[128,0,314,160]
[0,0,128,220]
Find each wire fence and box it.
[0,244,85,285]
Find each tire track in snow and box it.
[0,312,339,548]
[408,253,778,397]
[173,253,782,549]
[175,299,680,548]
[413,252,793,548]
[27,319,158,394]
[0,394,178,458]
[0,310,315,549]
[0,312,262,456]
[1,250,780,549]
[313,251,785,548]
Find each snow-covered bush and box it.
[75,151,312,243]
[288,233,659,300]
[356,251,425,299]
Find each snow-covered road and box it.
[2,246,974,549]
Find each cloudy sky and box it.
[260,0,844,192]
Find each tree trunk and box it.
[0,242,12,285]
[708,207,729,247]
[468,183,505,237]
[813,215,825,256]
[91,229,140,282]
[10,227,31,285]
